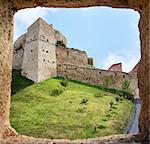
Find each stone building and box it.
[13,18,91,82]
[108,63,122,72]
[13,18,138,97]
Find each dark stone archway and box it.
[0,0,149,143]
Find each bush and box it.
[98,124,106,129]
[118,90,134,101]
[115,96,121,102]
[106,114,111,117]
[122,80,131,93]
[102,76,112,89]
[60,77,69,87]
[94,93,102,98]
[50,89,64,96]
[101,117,108,122]
[80,97,89,105]
[109,101,114,109]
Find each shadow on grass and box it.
[11,70,34,95]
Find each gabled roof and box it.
[108,62,122,72]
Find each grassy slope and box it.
[10,70,133,140]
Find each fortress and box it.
[13,18,139,97]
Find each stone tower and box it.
[21,18,58,82]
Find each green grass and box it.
[10,70,133,140]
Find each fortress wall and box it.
[88,58,93,66]
[21,20,39,82]
[13,33,26,49]
[38,41,57,82]
[56,46,88,66]
[13,34,26,69]
[129,73,139,98]
[13,49,24,70]
[57,63,138,95]
[55,30,67,46]
[108,63,122,72]
[38,18,57,82]
[21,41,39,82]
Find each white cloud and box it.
[102,51,140,73]
[103,52,123,69]
[14,7,57,41]
[102,16,141,73]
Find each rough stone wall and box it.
[130,73,139,99]
[56,46,88,66]
[13,33,26,69]
[13,18,68,83]
[55,30,67,46]
[12,0,145,11]
[37,18,57,82]
[108,63,122,72]
[0,0,16,139]
[57,64,137,95]
[138,2,149,141]
[88,58,93,66]
[21,19,40,82]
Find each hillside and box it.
[10,70,133,140]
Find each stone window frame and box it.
[0,0,149,143]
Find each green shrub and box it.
[101,117,108,122]
[102,76,112,89]
[60,77,69,87]
[98,124,106,129]
[122,80,131,93]
[93,127,97,133]
[94,93,102,98]
[80,97,89,105]
[50,89,64,96]
[115,96,121,102]
[119,91,134,101]
[106,114,111,117]
[109,101,114,109]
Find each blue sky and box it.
[14,7,140,72]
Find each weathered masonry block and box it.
[0,0,149,143]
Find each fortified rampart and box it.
[56,46,88,66]
[57,63,138,97]
[13,18,139,97]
